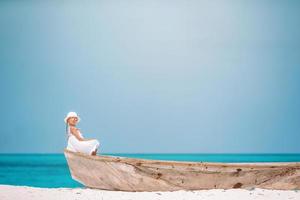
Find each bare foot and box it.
[91,149,97,156]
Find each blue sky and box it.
[0,0,299,153]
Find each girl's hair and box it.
[65,122,69,139]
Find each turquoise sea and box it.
[0,153,300,188]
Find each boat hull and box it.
[64,149,300,191]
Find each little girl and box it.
[64,111,100,155]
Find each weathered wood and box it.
[64,149,300,191]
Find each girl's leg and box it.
[91,148,97,156]
[91,142,99,156]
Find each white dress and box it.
[66,126,100,155]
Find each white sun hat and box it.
[64,111,81,124]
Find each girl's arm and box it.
[70,127,85,141]
[70,127,96,141]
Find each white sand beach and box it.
[0,185,299,200]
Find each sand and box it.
[0,185,299,200]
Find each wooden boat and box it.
[64,149,300,191]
